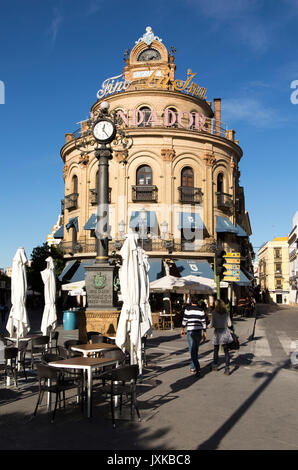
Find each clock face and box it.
[137,48,161,62]
[93,120,115,142]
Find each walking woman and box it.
[210,299,234,375]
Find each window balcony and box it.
[89,188,111,205]
[216,192,233,210]
[132,185,158,202]
[178,186,202,204]
[65,193,78,211]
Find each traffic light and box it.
[215,250,227,280]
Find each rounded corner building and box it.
[56,26,254,334]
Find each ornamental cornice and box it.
[114,151,128,162]
[161,148,175,161]
[63,163,69,181]
[203,153,216,167]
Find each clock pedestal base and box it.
[85,261,117,311]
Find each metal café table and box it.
[71,342,117,357]
[49,356,118,418]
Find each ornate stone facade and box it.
[58,27,253,310]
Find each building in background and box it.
[5,267,12,278]
[258,237,289,304]
[288,211,298,305]
[55,27,254,311]
[47,215,63,247]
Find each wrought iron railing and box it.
[89,188,112,205]
[60,238,216,255]
[65,193,78,210]
[178,186,202,204]
[216,192,233,210]
[132,185,158,202]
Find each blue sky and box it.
[1,0,298,269]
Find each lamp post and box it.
[76,101,132,312]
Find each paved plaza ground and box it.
[1,304,298,454]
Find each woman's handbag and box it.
[227,332,240,350]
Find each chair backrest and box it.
[18,341,28,360]
[64,340,82,350]
[51,331,59,341]
[36,363,59,381]
[101,349,126,363]
[41,353,65,364]
[87,331,101,341]
[4,347,18,360]
[57,346,69,359]
[33,336,50,346]
[110,364,139,382]
[90,335,107,344]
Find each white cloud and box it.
[222,97,286,128]
[47,7,63,46]
[86,0,102,16]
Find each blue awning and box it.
[242,267,254,281]
[234,270,251,286]
[66,217,78,232]
[84,214,97,230]
[129,211,157,228]
[148,258,163,283]
[58,260,78,281]
[216,216,237,234]
[174,259,214,279]
[178,213,205,230]
[53,225,64,239]
[236,224,248,237]
[69,260,95,283]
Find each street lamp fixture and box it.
[161,220,168,240]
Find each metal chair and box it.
[33,363,84,423]
[57,345,69,359]
[101,364,141,428]
[4,347,18,387]
[90,335,107,344]
[30,336,50,369]
[86,331,102,342]
[50,331,59,353]
[63,340,84,358]
[18,341,29,382]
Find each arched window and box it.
[138,106,151,127]
[165,107,178,128]
[137,165,152,185]
[217,173,224,193]
[72,175,78,194]
[181,167,194,187]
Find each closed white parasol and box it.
[6,247,30,340]
[40,256,57,339]
[116,233,143,373]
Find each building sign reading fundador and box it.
[97,69,207,100]
[115,108,209,131]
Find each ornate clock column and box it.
[84,102,119,337]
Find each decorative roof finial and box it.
[135,26,162,46]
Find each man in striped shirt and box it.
[181,296,207,377]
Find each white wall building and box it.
[288,211,298,304]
